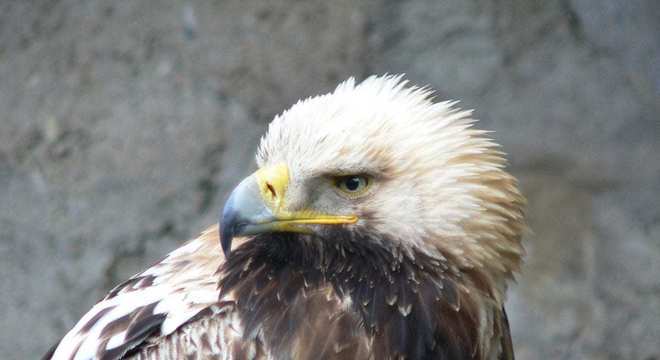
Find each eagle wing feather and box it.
[49,227,255,360]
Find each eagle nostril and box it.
[266,182,277,199]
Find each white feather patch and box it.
[51,229,235,360]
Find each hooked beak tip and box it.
[219,174,264,258]
[220,223,233,258]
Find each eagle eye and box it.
[334,175,371,197]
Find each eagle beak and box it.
[220,164,357,257]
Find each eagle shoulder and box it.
[48,227,256,360]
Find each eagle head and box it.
[221,75,525,292]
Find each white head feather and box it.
[257,75,525,284]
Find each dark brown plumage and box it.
[219,232,495,359]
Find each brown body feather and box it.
[47,226,515,359]
[217,231,513,360]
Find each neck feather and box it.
[219,232,501,358]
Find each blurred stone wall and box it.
[0,1,657,359]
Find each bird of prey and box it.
[47,75,525,360]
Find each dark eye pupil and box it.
[344,177,361,191]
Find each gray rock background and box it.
[0,1,657,358]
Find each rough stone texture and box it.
[0,1,657,359]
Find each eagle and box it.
[47,75,525,360]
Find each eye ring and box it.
[333,175,371,198]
